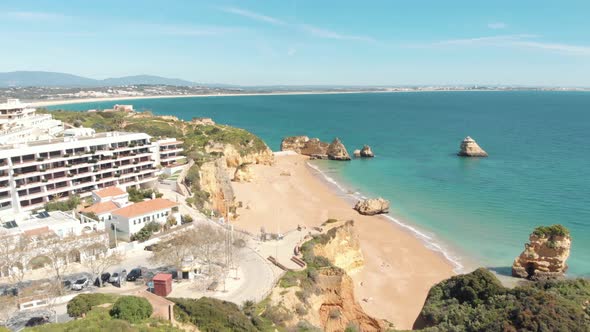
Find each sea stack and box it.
[353,149,361,158]
[354,198,390,215]
[512,225,571,280]
[457,136,488,157]
[327,138,351,161]
[360,145,374,158]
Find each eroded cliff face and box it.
[265,222,387,331]
[198,158,235,214]
[313,222,364,274]
[512,226,571,280]
[315,268,384,332]
[221,144,274,168]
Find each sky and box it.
[1,0,589,86]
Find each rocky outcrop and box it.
[360,145,374,158]
[327,138,351,161]
[457,136,488,157]
[354,198,390,215]
[353,149,361,158]
[512,225,571,280]
[199,158,235,215]
[232,163,253,182]
[314,221,364,274]
[281,136,329,157]
[316,268,385,332]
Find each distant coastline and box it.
[29,87,590,108]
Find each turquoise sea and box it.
[50,91,590,276]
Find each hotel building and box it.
[0,132,159,214]
[0,99,63,144]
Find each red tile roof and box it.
[95,186,126,198]
[153,273,173,282]
[112,198,178,218]
[24,226,53,237]
[81,201,118,215]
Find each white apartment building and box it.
[0,132,159,214]
[107,197,180,241]
[0,99,63,144]
[156,138,185,167]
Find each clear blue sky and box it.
[1,0,589,86]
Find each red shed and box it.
[152,273,173,297]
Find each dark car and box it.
[126,268,142,281]
[25,316,49,327]
[94,272,111,287]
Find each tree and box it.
[150,231,193,280]
[0,234,30,285]
[83,243,124,287]
[41,234,76,295]
[110,296,152,323]
[189,225,225,274]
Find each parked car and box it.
[94,272,111,287]
[109,269,127,283]
[71,278,90,291]
[25,316,49,327]
[126,268,142,281]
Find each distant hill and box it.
[0,71,204,87]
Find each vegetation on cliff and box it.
[532,224,570,238]
[415,268,590,331]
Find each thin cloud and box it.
[513,41,590,55]
[131,23,243,36]
[2,11,68,21]
[433,34,538,46]
[488,22,507,29]
[219,6,286,26]
[423,34,590,56]
[218,6,375,42]
[298,24,375,42]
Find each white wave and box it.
[306,161,465,273]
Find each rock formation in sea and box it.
[512,225,571,280]
[457,136,488,157]
[360,145,374,158]
[327,138,351,161]
[281,136,329,157]
[353,149,361,158]
[232,163,253,182]
[354,198,390,215]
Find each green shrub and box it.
[181,214,194,224]
[416,268,590,331]
[131,222,161,242]
[532,224,570,238]
[67,293,119,317]
[110,296,153,323]
[44,195,81,212]
[171,297,258,332]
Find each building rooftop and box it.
[23,226,53,237]
[95,186,127,198]
[0,131,151,151]
[152,273,173,282]
[112,198,178,218]
[81,201,119,215]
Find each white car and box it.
[71,278,89,291]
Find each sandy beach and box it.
[231,154,454,329]
[30,90,393,108]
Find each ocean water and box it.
[50,91,590,276]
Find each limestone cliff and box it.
[313,222,364,274]
[512,225,571,280]
[457,136,488,157]
[264,222,388,331]
[232,163,253,182]
[198,158,235,215]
